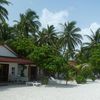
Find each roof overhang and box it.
[0,57,33,64]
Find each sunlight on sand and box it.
[0,80,100,100]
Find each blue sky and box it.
[7,0,100,27]
[6,0,100,42]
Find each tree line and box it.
[0,0,100,84]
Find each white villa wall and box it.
[9,63,18,76]
[24,65,28,80]
[0,62,29,82]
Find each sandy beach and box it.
[0,80,100,100]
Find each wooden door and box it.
[28,66,37,81]
[0,64,9,82]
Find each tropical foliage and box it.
[60,21,82,55]
[13,9,41,38]
[0,22,13,43]
[0,0,10,23]
[0,0,100,84]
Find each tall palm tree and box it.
[60,21,82,55]
[85,28,100,47]
[0,0,10,23]
[14,9,41,38]
[80,28,100,63]
[38,25,58,46]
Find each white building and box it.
[0,45,38,83]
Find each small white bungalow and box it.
[0,45,38,83]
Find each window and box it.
[12,67,15,75]
[18,65,27,77]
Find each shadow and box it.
[0,83,27,92]
[45,83,78,88]
[1,79,99,91]
[85,79,100,84]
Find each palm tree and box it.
[0,0,10,23]
[60,21,82,56]
[79,28,100,63]
[85,28,100,47]
[0,22,13,43]
[75,45,91,64]
[38,25,58,46]
[14,9,41,38]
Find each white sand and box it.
[0,80,100,100]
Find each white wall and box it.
[9,63,18,76]
[0,62,18,81]
[0,62,29,82]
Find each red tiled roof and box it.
[0,57,33,64]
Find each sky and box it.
[6,0,100,42]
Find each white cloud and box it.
[40,8,69,29]
[40,9,100,44]
[81,22,100,43]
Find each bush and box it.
[81,66,92,78]
[91,75,96,81]
[41,76,49,85]
[76,64,96,82]
[75,75,86,84]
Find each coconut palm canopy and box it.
[0,0,10,22]
[60,21,82,55]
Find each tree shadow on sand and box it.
[0,84,27,92]
[45,82,78,88]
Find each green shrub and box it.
[81,66,92,78]
[91,75,96,81]
[76,64,96,82]
[75,75,86,84]
[41,76,49,85]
